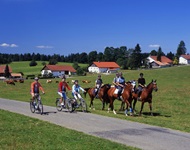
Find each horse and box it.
[132,80,158,116]
[83,84,111,110]
[107,82,135,116]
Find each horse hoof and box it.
[125,114,128,116]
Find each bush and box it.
[29,60,37,66]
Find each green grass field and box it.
[1,62,190,132]
[0,61,190,149]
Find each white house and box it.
[41,65,76,77]
[88,62,120,73]
[147,56,173,68]
[179,55,190,65]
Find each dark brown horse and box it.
[132,80,158,116]
[83,84,111,110]
[107,82,134,116]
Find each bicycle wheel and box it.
[30,101,35,113]
[80,98,87,112]
[56,98,62,111]
[38,101,43,115]
[66,98,74,113]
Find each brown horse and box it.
[83,84,111,110]
[132,80,158,116]
[107,82,134,116]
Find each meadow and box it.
[1,61,190,134]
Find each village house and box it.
[88,61,120,73]
[0,65,12,77]
[147,56,173,68]
[41,65,76,77]
[179,55,190,65]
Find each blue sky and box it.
[0,0,190,56]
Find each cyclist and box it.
[30,77,45,106]
[72,80,86,106]
[57,76,71,107]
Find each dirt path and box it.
[1,98,190,150]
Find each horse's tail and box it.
[83,88,90,98]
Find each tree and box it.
[88,51,97,64]
[157,47,162,61]
[29,60,37,66]
[49,59,57,65]
[4,64,11,78]
[128,44,142,69]
[176,40,186,58]
[150,50,157,56]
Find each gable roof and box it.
[180,55,190,60]
[42,65,76,72]
[0,65,12,74]
[149,56,173,64]
[93,62,120,68]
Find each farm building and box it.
[179,55,190,65]
[41,65,76,77]
[88,62,120,73]
[0,65,12,77]
[147,56,173,68]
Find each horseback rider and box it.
[95,75,103,97]
[117,72,125,99]
[137,73,146,100]
[112,73,119,88]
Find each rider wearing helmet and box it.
[113,73,119,88]
[94,75,103,97]
[117,72,125,99]
[137,73,146,100]
[72,80,86,105]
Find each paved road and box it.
[1,98,190,150]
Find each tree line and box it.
[0,40,187,69]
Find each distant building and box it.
[88,62,120,73]
[0,65,12,77]
[179,55,190,65]
[147,56,173,68]
[41,65,76,77]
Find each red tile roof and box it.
[93,62,120,68]
[181,55,190,60]
[42,65,76,72]
[150,56,172,64]
[0,65,12,74]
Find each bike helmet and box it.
[34,77,39,80]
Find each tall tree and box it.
[157,47,162,61]
[4,64,11,78]
[129,44,142,69]
[176,40,186,58]
[88,51,97,64]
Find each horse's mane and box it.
[146,80,156,88]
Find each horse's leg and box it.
[139,102,144,116]
[124,100,130,116]
[149,102,153,116]
[119,101,125,111]
[133,98,137,114]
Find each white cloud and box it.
[10,44,18,47]
[36,45,53,49]
[0,43,18,48]
[149,44,160,48]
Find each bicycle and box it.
[55,97,74,113]
[72,97,87,112]
[30,93,44,115]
